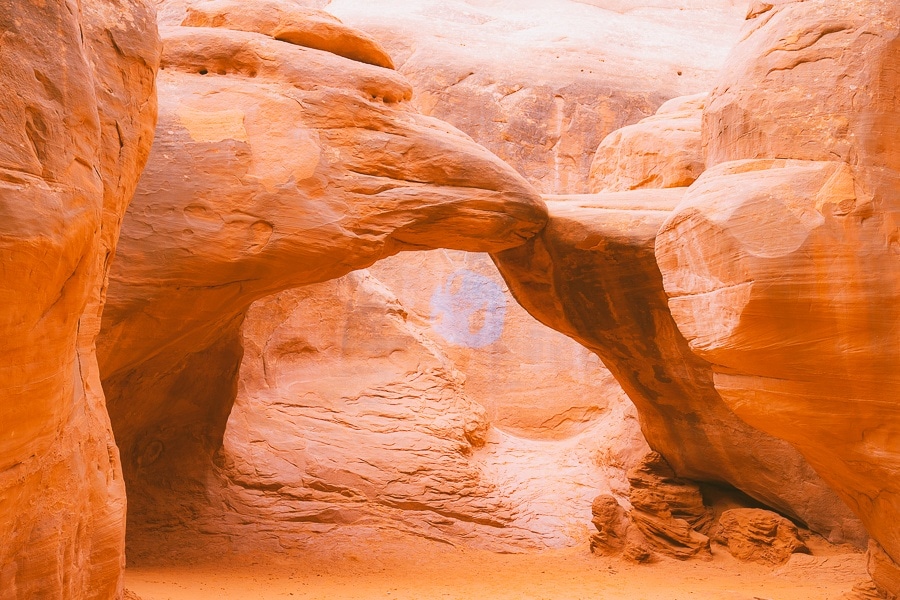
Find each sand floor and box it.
[125,536,870,600]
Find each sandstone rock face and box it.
[589,453,714,562]
[627,452,711,561]
[588,93,706,193]
[655,0,900,594]
[99,1,547,553]
[324,0,748,194]
[124,264,648,555]
[493,193,865,546]
[715,508,809,566]
[0,1,158,598]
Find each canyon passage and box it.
[1,1,898,599]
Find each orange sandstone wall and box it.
[0,0,159,598]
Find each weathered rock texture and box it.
[0,1,158,598]
[715,508,809,566]
[493,192,865,546]
[655,0,900,594]
[590,453,714,563]
[627,452,712,561]
[98,1,547,554]
[137,268,647,555]
[324,0,748,193]
[589,495,653,562]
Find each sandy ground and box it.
[125,534,869,600]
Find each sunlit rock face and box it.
[99,0,546,552]
[0,1,159,597]
[655,0,900,595]
[323,0,748,194]
[116,0,760,554]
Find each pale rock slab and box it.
[589,93,707,193]
[323,0,749,194]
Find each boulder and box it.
[589,93,707,193]
[715,508,809,565]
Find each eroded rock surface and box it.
[588,93,706,193]
[655,0,900,594]
[99,1,547,554]
[125,265,648,555]
[0,1,158,597]
[368,252,629,441]
[627,452,711,561]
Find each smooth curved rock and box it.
[656,0,900,594]
[589,93,706,193]
[0,1,159,597]
[493,192,865,545]
[98,3,546,551]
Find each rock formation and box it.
[590,495,651,562]
[715,508,809,566]
[98,0,546,553]
[367,252,629,442]
[627,452,712,560]
[492,188,865,546]
[655,0,900,595]
[590,452,713,562]
[588,93,707,193]
[325,0,748,193]
[0,1,159,598]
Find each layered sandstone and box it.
[655,0,900,594]
[0,1,158,598]
[715,508,809,566]
[99,1,547,553]
[627,452,712,561]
